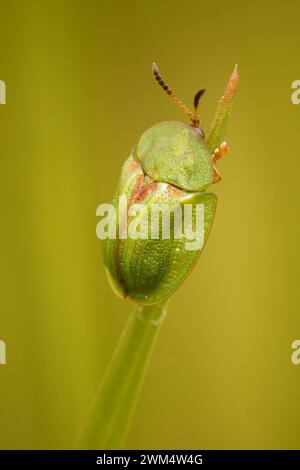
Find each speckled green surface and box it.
[135,121,214,191]
[104,155,217,304]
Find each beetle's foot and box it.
[212,142,229,162]
[211,142,229,183]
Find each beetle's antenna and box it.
[193,89,206,128]
[152,63,197,126]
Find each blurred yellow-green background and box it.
[1,0,300,449]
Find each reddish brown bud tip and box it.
[222,64,239,105]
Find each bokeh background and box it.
[1,0,300,449]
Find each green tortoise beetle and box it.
[103,63,239,305]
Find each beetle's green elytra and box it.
[103,63,239,305]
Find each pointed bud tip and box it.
[152,62,159,74]
[222,64,239,103]
[231,64,239,83]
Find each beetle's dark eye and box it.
[195,127,205,140]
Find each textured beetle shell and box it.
[135,121,214,192]
[103,154,217,305]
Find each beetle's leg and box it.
[211,141,229,183]
[212,141,229,161]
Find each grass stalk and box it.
[78,301,167,449]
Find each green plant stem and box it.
[78,301,167,449]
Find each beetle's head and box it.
[135,120,213,192]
